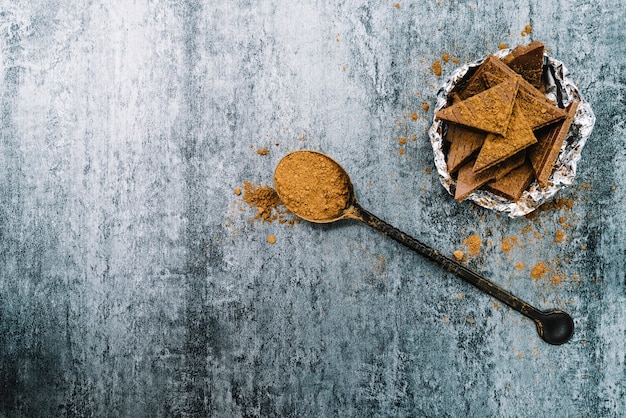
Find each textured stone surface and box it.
[1,0,625,416]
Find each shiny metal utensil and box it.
[274,150,574,345]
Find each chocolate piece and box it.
[436,79,519,135]
[460,54,562,123]
[502,41,545,90]
[454,151,526,201]
[482,72,566,130]
[486,161,535,201]
[529,101,579,188]
[445,124,486,173]
[457,55,500,100]
[473,101,537,173]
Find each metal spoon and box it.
[274,150,574,345]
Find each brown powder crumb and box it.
[241,181,298,225]
[552,198,574,210]
[243,181,282,222]
[501,236,518,252]
[530,262,548,279]
[422,102,430,112]
[498,42,508,50]
[463,234,482,256]
[411,112,419,121]
[234,187,242,196]
[521,24,533,36]
[441,53,450,63]
[555,230,565,243]
[521,224,534,235]
[394,3,401,9]
[256,147,270,156]
[551,275,563,286]
[398,148,405,155]
[431,60,442,76]
[453,250,465,261]
[267,235,276,244]
[398,137,408,145]
[514,262,525,270]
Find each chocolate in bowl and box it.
[428,48,595,217]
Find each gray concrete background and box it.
[1,0,625,416]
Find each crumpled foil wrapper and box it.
[428,50,596,217]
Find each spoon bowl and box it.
[535,310,575,346]
[274,150,574,345]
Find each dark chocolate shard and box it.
[502,41,545,90]
[529,101,579,188]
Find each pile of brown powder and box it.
[501,236,518,252]
[273,151,351,221]
[431,60,442,76]
[239,181,297,225]
[530,262,548,279]
[463,234,482,256]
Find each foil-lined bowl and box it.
[428,49,595,217]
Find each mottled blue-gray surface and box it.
[1,0,625,416]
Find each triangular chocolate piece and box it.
[446,125,486,173]
[454,151,526,201]
[502,41,545,90]
[529,101,579,188]
[457,55,501,100]
[486,161,535,201]
[482,72,566,130]
[436,79,518,135]
[465,54,553,107]
[473,101,537,173]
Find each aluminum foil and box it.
[428,49,596,217]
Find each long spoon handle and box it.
[349,204,544,320]
[346,203,574,345]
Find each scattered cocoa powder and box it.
[431,60,442,76]
[267,235,276,244]
[501,236,518,252]
[453,250,465,261]
[551,274,563,286]
[241,181,297,224]
[242,181,281,222]
[463,234,482,256]
[530,262,548,279]
[422,102,430,112]
[521,24,533,36]
[256,147,270,155]
[555,230,565,243]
